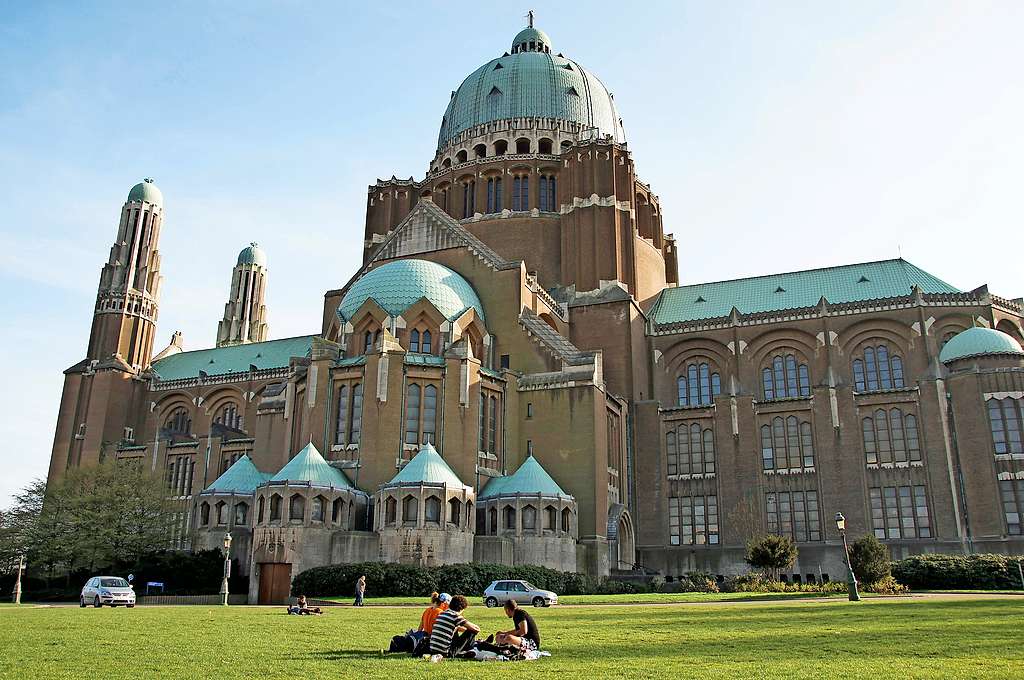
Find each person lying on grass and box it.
[428,595,480,657]
[494,600,540,652]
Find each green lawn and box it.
[1,598,1022,679]
[318,591,865,606]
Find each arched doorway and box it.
[607,504,636,571]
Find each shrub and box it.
[892,553,1024,590]
[863,575,908,595]
[848,535,891,584]
[745,534,798,579]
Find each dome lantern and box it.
[939,326,1024,364]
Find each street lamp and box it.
[220,532,233,606]
[11,555,24,605]
[835,512,861,602]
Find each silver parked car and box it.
[483,579,558,608]
[80,576,136,608]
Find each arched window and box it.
[425,496,442,524]
[216,501,228,525]
[488,395,498,455]
[335,382,363,446]
[384,497,397,525]
[215,402,243,430]
[544,506,557,531]
[760,416,815,470]
[512,175,529,211]
[473,143,487,158]
[438,186,449,211]
[538,138,553,154]
[404,383,439,445]
[350,383,363,444]
[332,498,346,525]
[538,175,556,211]
[494,139,508,156]
[404,384,420,445]
[257,496,265,524]
[164,407,192,435]
[448,498,461,525]
[402,495,418,523]
[503,506,516,531]
[311,496,326,523]
[989,397,1024,455]
[269,494,282,521]
[940,330,959,349]
[486,177,503,213]
[334,385,349,445]
[234,502,248,526]
[676,362,721,407]
[522,505,537,531]
[515,138,530,154]
[200,502,210,526]
[363,330,373,354]
[762,354,810,399]
[666,423,715,476]
[456,149,468,163]
[852,343,905,392]
[422,330,432,354]
[289,494,305,521]
[410,329,420,353]
[488,507,498,533]
[561,507,571,533]
[423,385,437,444]
[462,180,476,217]
[861,408,922,464]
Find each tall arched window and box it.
[512,175,529,211]
[488,395,498,455]
[422,330,432,354]
[666,423,715,476]
[289,494,305,521]
[269,494,281,521]
[861,408,922,465]
[539,175,556,211]
[424,496,441,524]
[988,397,1023,455]
[760,416,815,470]
[762,354,810,400]
[503,506,516,530]
[350,383,363,444]
[404,384,421,445]
[852,343,905,392]
[215,403,243,430]
[486,177,503,212]
[335,383,362,446]
[257,496,265,524]
[363,330,374,354]
[410,329,420,353]
[522,505,537,531]
[334,385,349,445]
[384,497,397,525]
[404,383,439,445]
[164,407,192,435]
[402,495,418,523]
[422,385,437,444]
[676,362,721,407]
[311,496,325,523]
[462,180,475,217]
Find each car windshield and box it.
[522,582,537,591]
[100,578,128,588]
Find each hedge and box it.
[892,553,1024,590]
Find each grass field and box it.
[1,597,1021,679]
[317,591,865,606]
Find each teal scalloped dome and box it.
[339,259,484,322]
[939,327,1024,364]
[437,25,624,151]
[511,27,552,52]
[128,178,162,206]
[237,242,267,267]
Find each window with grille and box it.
[852,344,905,392]
[869,485,931,538]
[760,416,815,471]
[486,177,503,212]
[676,362,722,407]
[862,408,922,465]
[766,490,821,541]
[762,354,810,400]
[988,397,1023,455]
[666,423,715,476]
[668,495,719,545]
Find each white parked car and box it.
[80,576,136,608]
[483,579,558,608]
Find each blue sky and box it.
[1,1,1022,504]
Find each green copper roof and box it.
[204,455,270,494]
[939,327,1024,364]
[339,259,484,323]
[385,443,470,489]
[479,455,572,500]
[512,27,552,51]
[651,259,959,326]
[237,242,267,267]
[270,442,353,488]
[437,27,623,150]
[128,178,162,206]
[405,353,446,366]
[151,335,315,381]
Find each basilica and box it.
[47,21,1024,603]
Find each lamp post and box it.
[12,555,24,605]
[835,512,861,602]
[220,532,232,606]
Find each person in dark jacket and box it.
[494,599,541,651]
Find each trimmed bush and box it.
[720,573,846,594]
[848,535,891,584]
[863,575,908,595]
[892,553,1024,590]
[745,534,798,579]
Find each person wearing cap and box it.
[418,591,449,635]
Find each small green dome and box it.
[512,27,552,52]
[128,178,162,206]
[237,242,267,267]
[437,26,623,151]
[339,259,484,322]
[939,327,1024,364]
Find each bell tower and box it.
[216,243,269,346]
[48,179,166,479]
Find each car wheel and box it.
[93,596,101,608]
[532,597,544,608]
[485,597,498,608]
[80,597,86,608]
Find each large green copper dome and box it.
[127,178,162,206]
[338,259,484,322]
[939,326,1024,364]
[436,25,624,151]
[237,242,267,267]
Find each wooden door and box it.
[258,563,291,605]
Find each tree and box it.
[745,534,798,580]
[0,479,47,573]
[848,535,891,584]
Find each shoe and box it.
[485,634,494,644]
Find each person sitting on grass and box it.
[418,592,448,635]
[428,594,480,657]
[494,600,540,652]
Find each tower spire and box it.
[217,242,269,347]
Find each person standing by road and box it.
[354,575,366,606]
